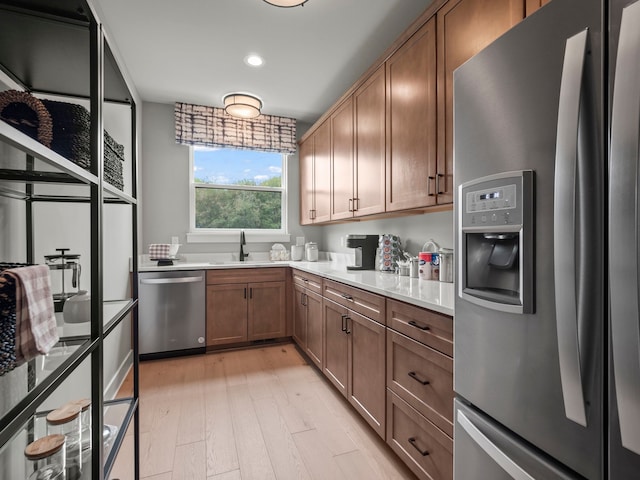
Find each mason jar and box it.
[24,434,66,480]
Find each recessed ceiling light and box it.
[245,54,264,67]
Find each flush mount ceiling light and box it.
[223,93,263,119]
[244,54,264,67]
[263,0,308,7]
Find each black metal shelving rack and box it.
[0,1,139,478]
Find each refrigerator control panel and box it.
[466,184,517,213]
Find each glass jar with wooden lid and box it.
[46,403,82,479]
[24,434,65,480]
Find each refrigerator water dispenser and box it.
[458,170,534,314]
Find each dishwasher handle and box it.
[140,275,204,285]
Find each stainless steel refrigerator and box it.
[453,0,640,478]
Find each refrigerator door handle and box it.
[553,29,589,427]
[457,410,535,480]
[610,0,640,455]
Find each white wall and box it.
[140,102,322,254]
[319,210,454,256]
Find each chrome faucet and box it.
[239,231,249,262]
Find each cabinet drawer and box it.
[387,390,453,480]
[323,279,385,324]
[291,269,323,294]
[206,267,286,285]
[387,299,452,356]
[387,329,453,437]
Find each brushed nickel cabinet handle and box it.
[428,176,435,196]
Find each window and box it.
[190,146,287,232]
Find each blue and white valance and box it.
[175,102,297,155]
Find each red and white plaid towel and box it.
[6,265,58,363]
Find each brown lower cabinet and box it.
[206,268,287,347]
[293,284,323,369]
[323,298,386,439]
[291,272,454,475]
[387,390,453,480]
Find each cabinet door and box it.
[206,284,248,346]
[330,97,355,221]
[436,0,524,204]
[292,284,307,348]
[348,310,386,439]
[525,0,551,16]
[354,65,386,217]
[299,137,314,225]
[323,298,349,397]
[314,120,332,223]
[385,17,437,212]
[305,290,323,370]
[248,281,286,341]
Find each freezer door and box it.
[454,400,580,480]
[453,0,603,478]
[609,0,640,476]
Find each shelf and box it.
[0,3,132,103]
[55,299,137,340]
[0,121,99,185]
[26,397,137,480]
[104,182,136,205]
[0,338,94,446]
[103,397,137,479]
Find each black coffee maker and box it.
[346,234,379,270]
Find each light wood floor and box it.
[112,343,417,479]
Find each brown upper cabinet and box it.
[299,0,527,224]
[353,66,387,217]
[525,0,552,16]
[386,17,437,212]
[436,0,524,204]
[331,65,387,220]
[330,97,355,220]
[300,120,331,225]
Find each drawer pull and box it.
[408,437,429,456]
[408,320,430,331]
[340,293,354,301]
[408,371,430,386]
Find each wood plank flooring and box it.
[111,343,417,479]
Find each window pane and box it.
[194,147,282,187]
[195,188,282,229]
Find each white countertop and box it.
[138,258,454,316]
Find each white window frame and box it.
[186,146,290,243]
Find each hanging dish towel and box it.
[5,265,58,363]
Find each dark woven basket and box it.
[0,90,53,147]
[40,99,125,190]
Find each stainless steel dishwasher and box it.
[138,270,206,359]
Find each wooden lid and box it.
[24,434,65,460]
[46,403,81,425]
[69,398,91,412]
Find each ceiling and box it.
[92,0,434,125]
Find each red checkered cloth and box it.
[149,244,171,259]
[5,265,58,363]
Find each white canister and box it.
[305,242,318,262]
[291,245,304,261]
